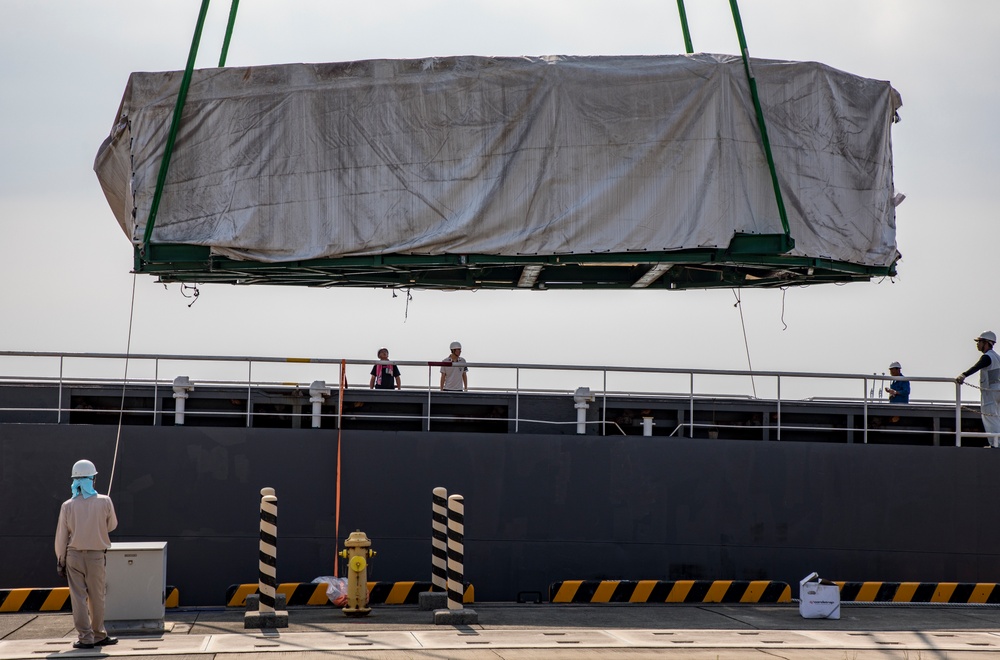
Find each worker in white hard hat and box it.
[885,362,910,403]
[54,460,119,649]
[440,341,468,392]
[957,331,1000,447]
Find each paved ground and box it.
[5,603,1000,658]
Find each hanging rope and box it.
[779,287,788,331]
[333,359,346,577]
[732,289,757,398]
[180,283,200,307]
[393,288,414,320]
[107,273,138,497]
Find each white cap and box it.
[71,459,98,478]
[889,361,901,369]
[450,341,462,350]
[977,331,997,344]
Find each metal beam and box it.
[631,264,673,288]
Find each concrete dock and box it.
[5,603,1000,658]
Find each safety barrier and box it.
[226,581,474,607]
[834,582,1000,604]
[549,580,791,604]
[0,349,985,446]
[0,587,179,612]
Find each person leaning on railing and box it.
[957,330,1000,448]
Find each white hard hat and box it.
[71,459,98,478]
[450,341,462,350]
[889,362,901,369]
[977,331,997,344]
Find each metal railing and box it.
[0,350,991,446]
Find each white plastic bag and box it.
[312,576,348,607]
[799,572,841,619]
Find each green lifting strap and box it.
[143,1,787,258]
[675,0,694,54]
[219,0,241,67]
[142,0,242,254]
[141,0,213,254]
[728,0,793,249]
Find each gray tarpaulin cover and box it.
[95,54,901,265]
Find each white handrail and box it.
[0,350,981,444]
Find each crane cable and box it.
[107,273,138,497]
[732,289,757,398]
[333,359,346,577]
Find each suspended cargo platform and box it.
[95,54,902,290]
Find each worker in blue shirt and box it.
[885,361,910,403]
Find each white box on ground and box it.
[105,542,167,621]
[799,572,840,619]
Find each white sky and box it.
[0,0,996,399]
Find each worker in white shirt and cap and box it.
[54,459,119,649]
[440,341,468,392]
[957,331,1000,447]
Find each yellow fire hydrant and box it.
[338,530,375,617]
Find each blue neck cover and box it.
[71,477,98,499]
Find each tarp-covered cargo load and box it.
[95,53,901,289]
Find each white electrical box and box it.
[105,542,167,622]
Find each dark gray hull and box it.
[6,423,996,606]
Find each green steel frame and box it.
[137,242,894,290]
[132,0,896,291]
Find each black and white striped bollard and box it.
[259,488,277,612]
[432,487,449,593]
[244,487,288,628]
[419,487,450,610]
[446,494,465,610]
[433,493,478,624]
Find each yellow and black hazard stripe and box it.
[0,588,70,612]
[549,580,791,604]
[0,587,179,612]
[549,580,792,603]
[226,581,474,607]
[835,582,1000,604]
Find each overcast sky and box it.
[0,1,996,399]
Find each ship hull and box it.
[5,424,994,606]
